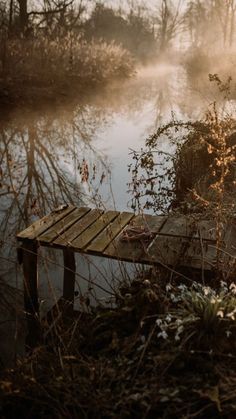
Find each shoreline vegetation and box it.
[0,2,157,111]
[0,36,136,111]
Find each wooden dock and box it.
[17,205,236,345]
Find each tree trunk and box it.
[17,0,28,34]
[9,0,14,35]
[229,2,235,47]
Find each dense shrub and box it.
[0,34,135,102]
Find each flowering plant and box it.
[154,281,236,352]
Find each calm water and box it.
[0,62,209,363]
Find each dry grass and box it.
[0,274,236,418]
[0,34,135,106]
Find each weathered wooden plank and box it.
[190,219,228,242]
[128,214,167,233]
[72,210,120,250]
[53,208,103,246]
[103,214,166,260]
[38,207,90,244]
[17,205,75,241]
[224,223,236,256]
[88,212,135,254]
[147,235,216,270]
[104,238,144,262]
[221,222,236,272]
[158,216,197,238]
[192,220,217,241]
[183,239,217,270]
[147,235,191,267]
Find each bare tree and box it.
[16,0,77,35]
[17,0,28,33]
[215,0,236,48]
[155,0,183,52]
[184,1,207,46]
[185,0,236,49]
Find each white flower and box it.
[178,284,187,292]
[226,310,236,320]
[226,330,232,338]
[220,281,228,290]
[203,286,211,296]
[170,293,179,302]
[156,319,162,327]
[211,297,222,303]
[217,310,224,318]
[229,283,236,294]
[140,335,146,344]
[157,330,168,340]
[166,283,172,292]
[177,325,184,334]
[166,314,172,323]
[175,334,180,341]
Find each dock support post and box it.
[21,240,40,348]
[63,249,76,313]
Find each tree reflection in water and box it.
[1,106,109,236]
[0,105,111,282]
[0,104,113,364]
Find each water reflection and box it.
[0,63,208,281]
[0,63,209,363]
[0,107,109,242]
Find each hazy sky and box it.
[101,0,185,13]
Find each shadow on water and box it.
[0,62,205,364]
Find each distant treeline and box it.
[1,1,236,107]
[1,1,236,56]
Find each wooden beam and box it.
[63,249,76,313]
[22,241,40,348]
